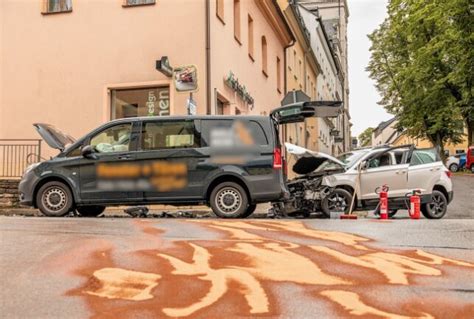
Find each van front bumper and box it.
[18,173,39,207]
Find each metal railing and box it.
[0,139,42,178]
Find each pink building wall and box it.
[0,0,292,160]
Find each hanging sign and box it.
[174,65,198,92]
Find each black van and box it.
[18,102,341,218]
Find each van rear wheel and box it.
[36,181,73,217]
[210,182,249,218]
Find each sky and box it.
[347,0,391,137]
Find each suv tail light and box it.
[273,147,282,169]
[445,171,452,178]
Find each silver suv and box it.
[271,143,453,219]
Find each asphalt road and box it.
[1,217,473,318]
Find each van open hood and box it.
[285,143,346,175]
[33,123,75,151]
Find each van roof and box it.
[108,115,268,125]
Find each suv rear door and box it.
[408,148,442,196]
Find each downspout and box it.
[205,0,211,114]
[283,39,295,157]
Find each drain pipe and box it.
[205,0,211,115]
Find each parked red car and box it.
[467,146,474,173]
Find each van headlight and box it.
[23,162,40,177]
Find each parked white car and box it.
[271,143,453,219]
[446,153,465,172]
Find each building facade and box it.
[0,0,293,163]
[277,0,320,152]
[300,0,350,153]
[297,4,343,155]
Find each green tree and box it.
[358,127,374,147]
[367,0,473,157]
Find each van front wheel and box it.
[36,181,73,217]
[210,182,249,218]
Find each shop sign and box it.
[174,65,198,92]
[224,71,254,107]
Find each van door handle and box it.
[118,155,131,160]
[430,167,440,171]
[396,170,406,175]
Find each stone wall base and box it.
[0,179,20,208]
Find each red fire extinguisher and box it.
[376,185,390,220]
[408,190,421,219]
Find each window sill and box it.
[41,9,73,15]
[234,35,242,46]
[122,2,156,8]
[248,53,255,62]
[262,70,268,78]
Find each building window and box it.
[276,57,281,93]
[293,50,297,72]
[123,0,155,7]
[111,87,170,119]
[261,36,268,77]
[216,0,224,23]
[299,59,302,79]
[234,0,241,43]
[42,0,72,14]
[248,15,254,60]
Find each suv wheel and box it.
[321,188,353,216]
[449,163,459,172]
[36,181,73,217]
[471,165,474,173]
[77,205,106,217]
[421,190,447,219]
[210,182,248,218]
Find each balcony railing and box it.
[0,139,42,178]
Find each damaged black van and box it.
[19,101,342,218]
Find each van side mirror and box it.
[359,160,368,171]
[81,145,97,159]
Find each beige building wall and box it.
[0,0,207,159]
[0,0,293,166]
[209,0,291,116]
[393,131,469,156]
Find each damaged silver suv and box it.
[271,143,453,219]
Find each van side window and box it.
[201,120,268,147]
[248,121,268,145]
[142,120,200,150]
[90,123,132,153]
